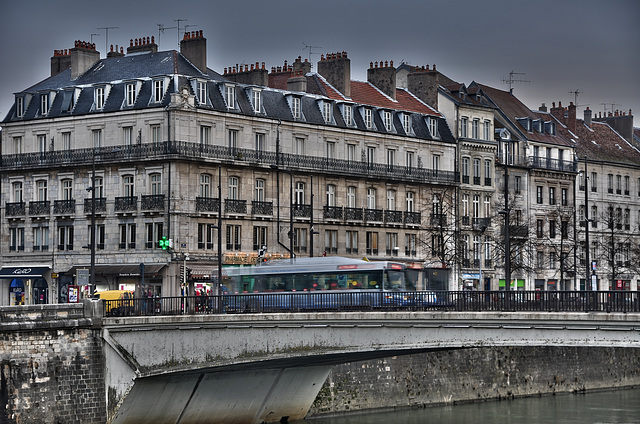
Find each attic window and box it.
[291,96,301,119]
[197,81,207,105]
[40,93,49,115]
[382,110,393,132]
[322,101,332,124]
[153,79,165,103]
[363,108,373,129]
[427,117,439,139]
[342,104,353,126]
[517,117,531,131]
[252,89,262,113]
[95,87,105,110]
[402,113,411,134]
[544,121,556,135]
[225,84,236,109]
[15,96,24,117]
[126,83,136,106]
[532,119,542,133]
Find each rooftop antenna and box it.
[568,90,590,111]
[90,33,100,44]
[599,102,621,115]
[502,70,529,93]
[157,24,177,49]
[183,24,198,40]
[174,19,187,47]
[97,26,118,55]
[302,42,322,62]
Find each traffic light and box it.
[159,236,170,250]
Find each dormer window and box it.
[225,84,236,109]
[427,116,439,138]
[197,81,207,105]
[402,113,411,134]
[16,96,24,118]
[343,104,353,126]
[363,108,373,129]
[322,101,333,123]
[382,110,393,132]
[95,87,105,110]
[291,96,301,119]
[40,93,49,115]
[517,117,531,131]
[126,83,136,106]
[153,79,165,103]
[544,121,556,135]
[532,119,542,133]
[252,89,262,113]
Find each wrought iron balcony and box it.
[384,210,403,224]
[6,202,25,216]
[225,199,247,214]
[196,197,220,213]
[292,204,311,218]
[324,205,343,220]
[462,216,470,226]
[462,175,469,184]
[141,194,165,211]
[404,211,421,225]
[484,259,492,268]
[472,217,491,231]
[251,201,273,216]
[365,208,383,222]
[484,178,492,186]
[29,201,50,216]
[473,176,481,185]
[503,224,529,239]
[345,207,363,221]
[84,198,107,213]
[54,199,76,215]
[430,213,446,227]
[115,196,138,212]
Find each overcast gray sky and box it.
[1,0,638,127]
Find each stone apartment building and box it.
[0,32,458,305]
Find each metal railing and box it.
[101,290,640,317]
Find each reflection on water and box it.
[306,388,640,424]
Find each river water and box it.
[305,388,640,424]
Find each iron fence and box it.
[101,290,640,317]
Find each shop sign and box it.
[51,273,59,279]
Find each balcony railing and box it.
[251,201,273,216]
[53,199,76,215]
[225,199,247,214]
[404,211,421,225]
[472,217,491,230]
[323,206,343,220]
[141,194,165,211]
[365,208,383,222]
[84,198,107,213]
[497,154,577,173]
[29,201,50,216]
[292,204,311,218]
[115,196,137,212]
[384,210,403,223]
[0,142,458,186]
[345,207,363,221]
[430,213,446,227]
[196,197,220,213]
[6,202,25,216]
[462,216,470,226]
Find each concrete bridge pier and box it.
[110,365,331,424]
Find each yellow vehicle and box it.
[94,290,133,316]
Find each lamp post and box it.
[217,165,222,294]
[583,156,591,291]
[90,151,96,295]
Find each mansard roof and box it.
[474,82,571,147]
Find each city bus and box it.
[222,256,434,312]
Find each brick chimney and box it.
[180,30,207,74]
[550,101,565,124]
[292,56,311,75]
[367,60,396,100]
[406,64,455,109]
[127,36,158,54]
[594,109,634,144]
[567,102,577,133]
[51,49,71,77]
[69,40,100,79]
[107,44,125,58]
[317,52,350,98]
[584,107,592,127]
[538,103,547,112]
[224,62,269,87]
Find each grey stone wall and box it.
[309,346,640,417]
[0,303,106,424]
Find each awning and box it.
[66,264,166,277]
[189,266,216,279]
[10,279,24,288]
[0,266,50,279]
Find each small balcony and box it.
[430,213,446,227]
[404,211,421,225]
[324,205,343,220]
[225,199,247,214]
[484,178,492,186]
[365,208,383,222]
[141,194,165,211]
[54,199,76,215]
[384,210,403,224]
[84,198,107,214]
[6,202,25,217]
[115,196,138,212]
[292,204,311,218]
[196,197,220,213]
[29,201,50,216]
[462,215,470,226]
[473,176,481,185]
[251,201,273,216]
[345,207,363,221]
[472,217,491,231]
[462,175,470,184]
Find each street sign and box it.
[77,269,89,285]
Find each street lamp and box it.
[583,156,592,291]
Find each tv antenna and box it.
[302,42,322,62]
[502,70,529,92]
[174,19,188,46]
[157,24,177,48]
[97,26,119,54]
[568,90,590,111]
[599,102,621,115]
[90,33,100,44]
